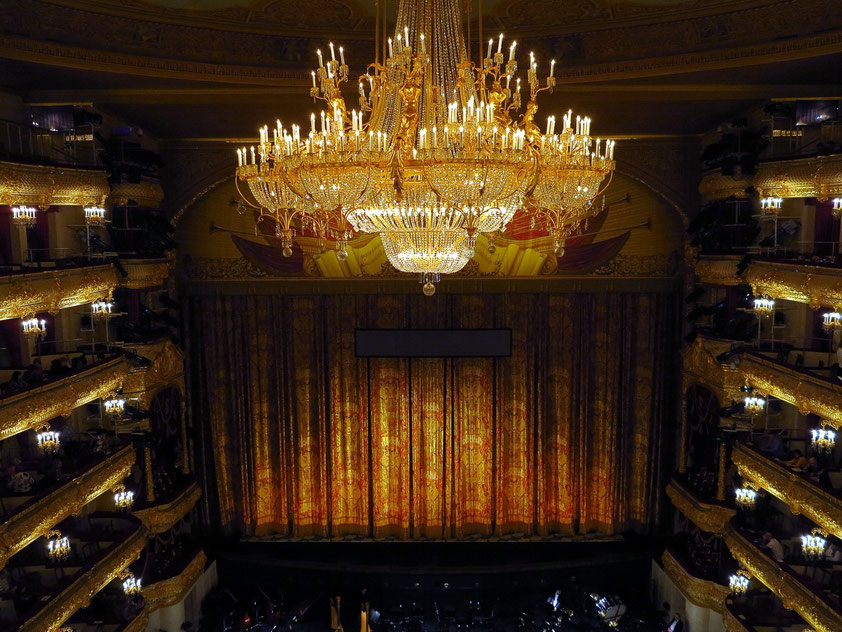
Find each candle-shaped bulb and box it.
[420,33,426,53]
[509,41,517,61]
[317,49,324,67]
[311,71,316,87]
[487,39,493,59]
[388,38,393,58]
[404,26,409,49]
[329,42,336,61]
[339,46,345,66]
[497,33,504,54]
[550,59,556,77]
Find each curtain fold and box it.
[185,292,678,538]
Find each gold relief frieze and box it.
[0,263,119,322]
[18,521,147,632]
[0,445,135,570]
[108,181,164,208]
[0,161,108,207]
[723,522,842,632]
[682,337,743,404]
[134,482,200,534]
[661,549,731,612]
[733,443,842,542]
[118,258,170,290]
[700,154,842,204]
[143,549,206,611]
[666,479,736,535]
[122,340,185,408]
[741,354,842,426]
[744,261,842,311]
[0,356,131,441]
[694,256,741,287]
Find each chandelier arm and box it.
[234,177,262,210]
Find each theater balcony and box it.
[133,480,200,535]
[0,354,131,440]
[117,257,171,291]
[723,521,842,632]
[0,263,120,321]
[141,546,207,612]
[0,443,135,570]
[666,477,735,536]
[3,513,146,632]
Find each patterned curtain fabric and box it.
[185,292,678,538]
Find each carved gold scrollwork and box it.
[122,340,185,408]
[0,264,119,321]
[142,549,206,611]
[666,479,736,535]
[108,181,164,208]
[723,522,842,632]
[0,356,132,441]
[117,258,170,290]
[134,482,200,534]
[0,161,109,207]
[682,337,743,405]
[17,521,147,632]
[0,446,135,570]
[733,443,842,541]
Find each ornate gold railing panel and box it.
[661,549,747,632]
[0,263,119,321]
[700,154,842,203]
[134,482,200,534]
[0,445,135,570]
[723,522,842,632]
[733,443,842,541]
[122,340,185,408]
[118,257,170,290]
[108,180,164,208]
[0,356,131,441]
[741,354,842,427]
[666,479,736,535]
[683,337,744,405]
[0,161,109,207]
[17,521,147,632]
[143,549,206,611]
[694,256,742,287]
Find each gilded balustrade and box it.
[0,161,109,207]
[108,180,164,208]
[682,337,744,405]
[122,340,185,408]
[17,520,147,632]
[661,549,748,632]
[723,522,842,632]
[0,355,131,441]
[0,263,119,322]
[134,481,200,534]
[665,478,736,535]
[143,549,207,611]
[732,443,842,541]
[699,154,842,203]
[0,445,135,570]
[118,257,170,290]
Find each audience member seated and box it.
[784,449,808,469]
[762,532,785,562]
[754,432,788,459]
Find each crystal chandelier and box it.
[21,316,46,341]
[822,311,842,333]
[84,206,107,225]
[753,296,775,318]
[92,299,114,319]
[811,423,836,453]
[744,395,765,416]
[760,197,782,213]
[114,485,135,511]
[46,529,71,563]
[36,424,60,455]
[728,569,750,595]
[11,206,37,226]
[833,197,841,219]
[121,570,142,596]
[801,527,828,560]
[735,481,758,509]
[235,0,616,294]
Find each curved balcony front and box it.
[133,480,200,535]
[666,477,736,536]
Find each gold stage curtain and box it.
[185,292,678,538]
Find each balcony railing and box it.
[0,263,119,322]
[143,548,206,612]
[0,355,131,441]
[133,481,200,535]
[666,478,735,536]
[14,515,147,632]
[0,119,99,167]
[0,445,135,570]
[117,257,170,290]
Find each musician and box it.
[547,589,563,612]
[666,612,684,632]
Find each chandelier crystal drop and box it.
[811,423,836,453]
[753,296,775,318]
[21,316,47,341]
[822,311,842,333]
[728,569,750,595]
[801,527,828,560]
[760,197,782,213]
[235,0,616,293]
[36,424,60,455]
[11,206,37,226]
[84,206,107,225]
[735,482,758,509]
[46,529,71,563]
